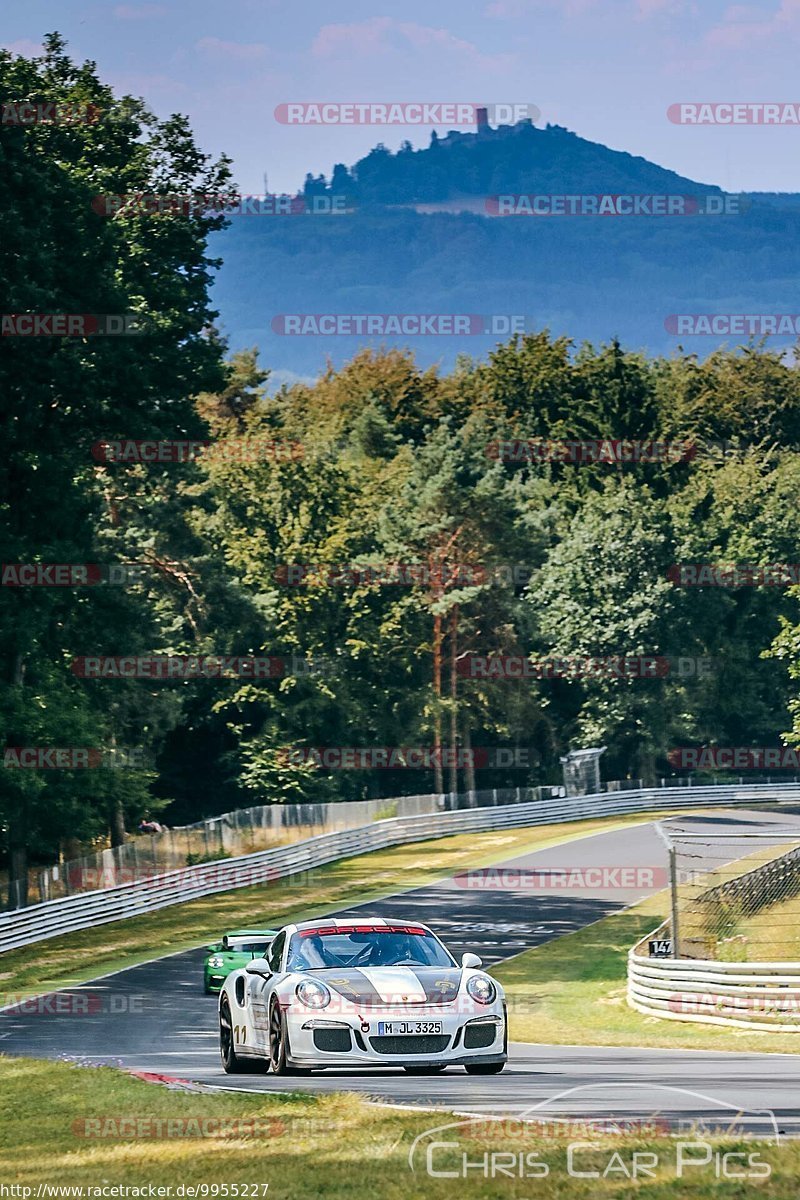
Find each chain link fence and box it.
[657,815,800,961]
[8,784,568,909]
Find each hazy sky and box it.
[4,1,800,194]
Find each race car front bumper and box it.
[285,1006,506,1068]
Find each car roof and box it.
[292,917,431,933]
[223,929,278,938]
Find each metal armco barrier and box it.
[4,781,800,955]
[628,801,800,1032]
[628,929,800,1031]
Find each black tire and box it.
[465,1061,505,1075]
[403,1065,447,1074]
[219,997,265,1074]
[268,999,311,1075]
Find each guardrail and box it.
[4,781,800,955]
[16,772,799,910]
[628,926,800,1031]
[628,801,800,1031]
[13,786,569,910]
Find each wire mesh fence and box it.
[8,772,800,910]
[658,816,800,961]
[8,784,566,909]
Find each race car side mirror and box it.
[461,952,482,968]
[245,958,272,976]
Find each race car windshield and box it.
[286,928,455,970]
[226,941,270,954]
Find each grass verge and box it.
[1,1055,798,1198]
[733,894,800,960]
[0,811,672,999]
[495,890,800,1055]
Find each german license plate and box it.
[377,1021,442,1035]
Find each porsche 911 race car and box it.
[203,929,279,994]
[218,916,507,1074]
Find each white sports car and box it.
[218,917,507,1075]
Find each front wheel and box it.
[268,1000,311,1075]
[465,1061,505,1075]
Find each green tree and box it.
[0,34,231,902]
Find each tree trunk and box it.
[8,844,28,910]
[463,717,476,801]
[638,748,656,788]
[108,728,126,847]
[448,606,459,795]
[432,611,443,793]
[6,652,28,908]
[110,796,127,848]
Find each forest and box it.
[4,37,800,902]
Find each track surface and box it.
[3,808,800,1132]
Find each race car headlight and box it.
[208,956,224,968]
[296,979,331,1009]
[466,975,496,1005]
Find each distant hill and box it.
[302,120,722,206]
[209,121,800,381]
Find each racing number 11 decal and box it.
[233,1024,247,1043]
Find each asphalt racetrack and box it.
[3,808,800,1134]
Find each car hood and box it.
[310,966,464,1006]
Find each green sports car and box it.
[203,929,278,994]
